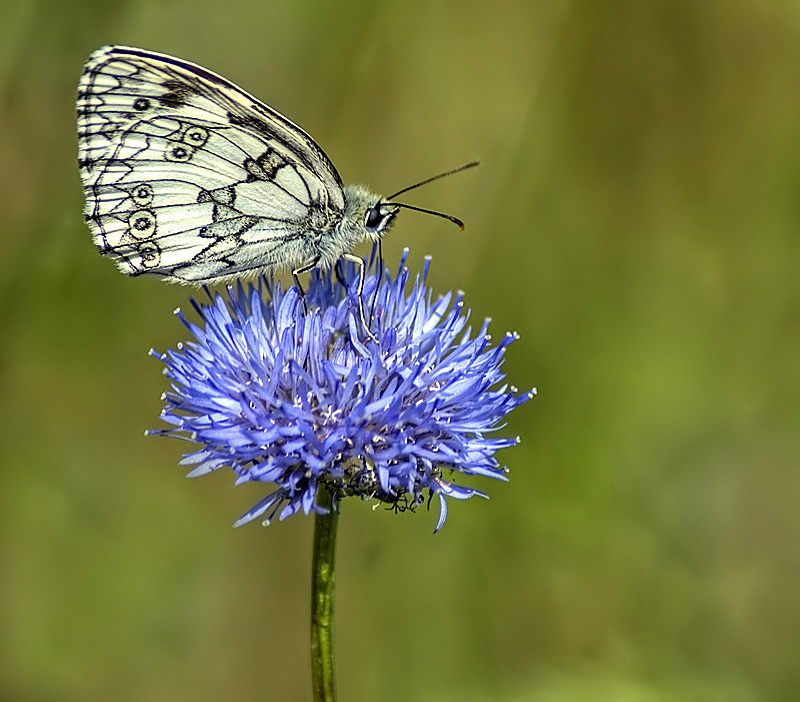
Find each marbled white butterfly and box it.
[77,46,475,338]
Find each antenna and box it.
[386,161,479,200]
[382,161,478,230]
[388,203,465,229]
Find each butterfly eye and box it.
[364,206,383,231]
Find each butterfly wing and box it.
[77,45,345,282]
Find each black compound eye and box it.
[365,206,383,230]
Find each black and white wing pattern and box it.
[77,46,346,283]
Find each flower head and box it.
[149,249,534,531]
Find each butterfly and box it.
[77,45,476,339]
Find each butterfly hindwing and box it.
[77,45,346,282]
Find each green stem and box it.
[310,484,339,702]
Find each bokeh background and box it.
[2,1,799,700]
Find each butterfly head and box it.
[344,185,399,242]
[364,199,400,240]
[343,162,479,249]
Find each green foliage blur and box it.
[2,1,799,700]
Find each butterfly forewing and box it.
[77,45,346,283]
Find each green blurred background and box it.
[2,1,799,700]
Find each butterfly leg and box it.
[334,260,347,287]
[368,239,384,327]
[292,256,321,314]
[340,253,378,344]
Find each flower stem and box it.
[310,484,338,702]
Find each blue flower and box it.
[149,249,534,531]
